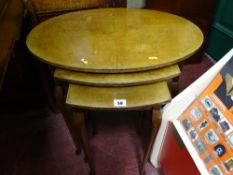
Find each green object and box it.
[206,0,233,61]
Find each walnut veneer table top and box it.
[26,8,203,73]
[66,81,171,109]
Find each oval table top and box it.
[27,8,203,73]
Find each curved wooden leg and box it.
[85,112,98,136]
[54,82,81,154]
[72,111,95,174]
[140,108,162,175]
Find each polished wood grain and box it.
[66,81,171,109]
[27,8,203,73]
[54,64,180,86]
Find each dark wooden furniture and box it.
[0,0,24,91]
[26,0,111,23]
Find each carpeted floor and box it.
[0,55,213,175]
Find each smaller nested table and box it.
[54,64,180,86]
[65,82,171,175]
[53,64,178,175]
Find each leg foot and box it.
[89,170,95,175]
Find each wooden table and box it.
[54,64,180,86]
[26,8,203,73]
[26,8,203,175]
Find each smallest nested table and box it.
[65,81,171,175]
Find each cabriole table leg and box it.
[140,108,162,175]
